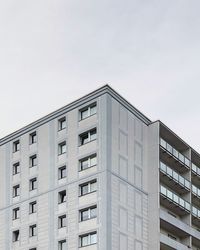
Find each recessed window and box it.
[13,162,20,175]
[29,178,37,191]
[13,207,20,220]
[13,185,20,198]
[58,117,66,131]
[58,215,66,228]
[29,224,37,237]
[79,180,97,196]
[58,142,66,155]
[79,128,97,146]
[29,248,37,250]
[30,155,37,168]
[58,240,66,250]
[58,166,66,180]
[13,230,19,242]
[58,190,66,204]
[79,154,97,171]
[29,201,37,214]
[30,132,37,144]
[79,205,97,222]
[79,232,97,247]
[80,103,97,120]
[13,140,20,153]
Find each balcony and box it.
[160,162,190,194]
[160,233,189,250]
[160,138,190,173]
[192,184,200,207]
[192,206,200,229]
[192,163,200,187]
[160,185,190,216]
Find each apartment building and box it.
[0,85,199,250]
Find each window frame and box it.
[30,154,37,168]
[79,231,97,247]
[29,178,37,191]
[13,162,20,175]
[58,166,67,180]
[29,224,37,237]
[79,103,97,121]
[79,128,97,146]
[79,154,97,171]
[29,201,37,214]
[79,179,97,196]
[58,117,66,131]
[13,140,20,153]
[58,141,67,155]
[58,240,66,250]
[79,205,97,222]
[13,184,20,198]
[30,132,37,144]
[58,190,66,204]
[58,214,66,228]
[13,230,20,242]
[13,207,20,220]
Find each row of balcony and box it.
[192,163,200,177]
[160,138,190,168]
[160,185,200,220]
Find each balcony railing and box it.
[192,163,200,177]
[160,162,190,191]
[160,138,190,168]
[160,185,191,212]
[192,185,200,198]
[192,206,200,219]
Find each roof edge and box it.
[0,84,151,146]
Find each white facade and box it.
[0,85,200,250]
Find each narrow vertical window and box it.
[13,140,20,152]
[58,117,66,131]
[30,132,37,144]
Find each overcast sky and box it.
[0,0,200,151]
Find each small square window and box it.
[58,215,66,228]
[58,117,66,131]
[79,232,97,247]
[58,190,66,204]
[29,201,37,214]
[13,230,19,242]
[13,162,20,175]
[29,224,37,237]
[79,180,97,196]
[79,128,97,146]
[30,132,37,144]
[29,178,37,191]
[30,155,37,168]
[13,140,20,152]
[79,154,97,171]
[58,240,66,250]
[79,205,97,221]
[13,207,20,220]
[80,103,97,120]
[13,185,20,197]
[58,166,66,180]
[58,142,66,155]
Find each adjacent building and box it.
[0,85,200,250]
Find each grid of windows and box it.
[80,103,97,120]
[13,162,20,175]
[79,232,97,247]
[79,154,97,171]
[79,180,97,196]
[79,128,97,146]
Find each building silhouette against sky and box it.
[0,85,200,250]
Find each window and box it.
[58,166,66,180]
[30,155,37,168]
[79,154,97,171]
[58,240,66,250]
[13,230,19,242]
[13,207,20,220]
[80,103,97,120]
[29,248,37,250]
[29,178,37,191]
[79,232,97,247]
[79,180,97,196]
[58,190,66,204]
[30,132,37,144]
[29,201,37,214]
[13,185,20,197]
[58,142,66,155]
[29,224,37,237]
[79,128,97,146]
[58,117,66,131]
[80,205,97,221]
[13,162,20,175]
[58,215,66,228]
[13,140,20,152]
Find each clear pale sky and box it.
[0,1,200,152]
